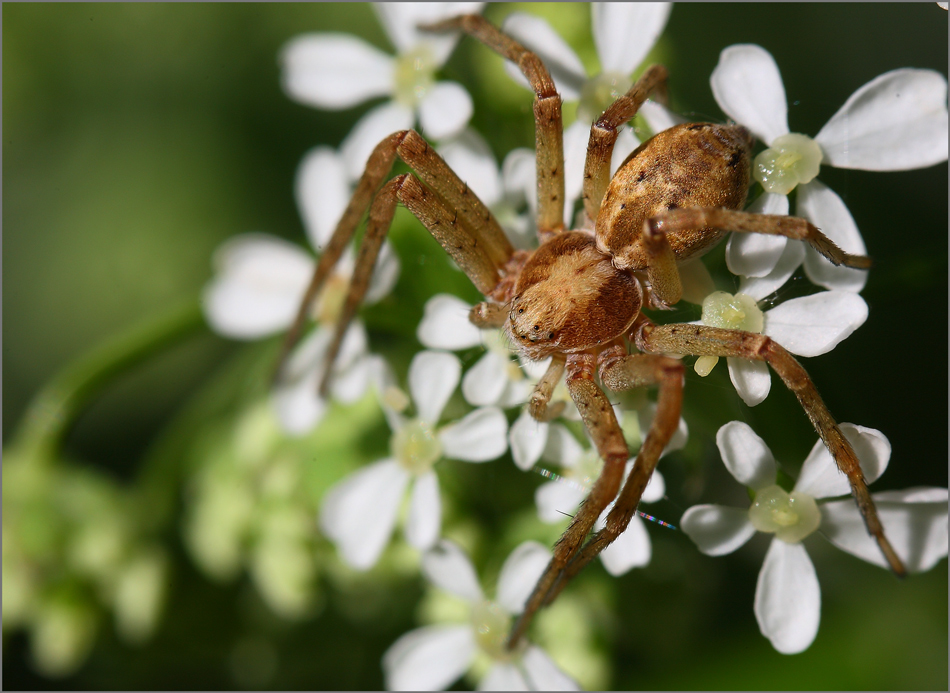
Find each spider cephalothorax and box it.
[277,13,901,651]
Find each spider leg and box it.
[651,207,873,268]
[582,64,669,223]
[528,354,566,422]
[541,346,684,607]
[469,301,508,328]
[275,129,514,391]
[635,206,873,307]
[423,14,565,240]
[635,317,907,577]
[508,352,627,649]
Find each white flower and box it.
[203,147,400,435]
[281,3,484,180]
[383,540,578,691]
[681,421,948,654]
[417,293,546,410]
[319,351,508,570]
[694,288,868,407]
[501,4,676,223]
[711,44,949,290]
[527,411,682,577]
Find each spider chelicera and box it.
[276,14,903,650]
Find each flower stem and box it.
[9,299,206,462]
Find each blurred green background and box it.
[3,3,947,690]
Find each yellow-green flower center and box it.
[753,133,823,195]
[393,46,437,108]
[572,451,604,490]
[471,599,513,661]
[696,292,764,376]
[311,271,349,325]
[392,418,442,474]
[578,71,633,124]
[748,484,821,543]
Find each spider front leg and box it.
[635,319,907,576]
[274,129,514,394]
[582,64,669,223]
[507,351,628,649]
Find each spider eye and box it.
[548,332,555,340]
[518,308,524,314]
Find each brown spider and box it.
[276,14,905,649]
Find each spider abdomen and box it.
[596,122,753,269]
[508,232,642,360]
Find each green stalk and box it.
[9,299,206,462]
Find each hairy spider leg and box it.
[635,318,906,577]
[582,64,669,224]
[274,129,514,393]
[422,14,566,240]
[508,346,685,646]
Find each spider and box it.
[276,14,905,650]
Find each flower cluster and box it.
[194,2,948,689]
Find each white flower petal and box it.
[421,539,483,602]
[642,470,666,503]
[600,515,651,576]
[520,646,580,691]
[438,128,503,206]
[754,540,821,654]
[462,351,511,407]
[319,459,410,570]
[501,13,587,100]
[637,401,688,456]
[364,239,402,305]
[711,44,789,145]
[501,147,537,210]
[797,180,868,293]
[496,541,551,614]
[726,193,789,278]
[295,147,351,249]
[562,120,591,221]
[271,327,333,435]
[510,412,550,472]
[795,424,890,499]
[639,99,687,134]
[281,33,393,109]
[383,624,476,691]
[763,291,867,357]
[417,294,481,350]
[331,355,372,405]
[541,424,585,467]
[439,407,508,462]
[406,472,442,551]
[716,421,777,490]
[410,350,462,424]
[592,2,671,75]
[479,663,529,691]
[727,357,772,407]
[738,239,806,302]
[535,479,586,524]
[374,2,484,65]
[681,504,757,555]
[203,234,314,338]
[820,488,948,572]
[340,101,415,180]
[419,81,473,141]
[815,69,949,171]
